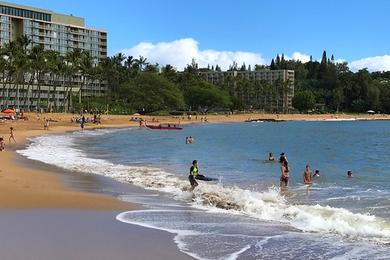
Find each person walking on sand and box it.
[9,127,16,144]
[189,160,199,191]
[44,119,49,130]
[0,137,5,151]
[280,160,289,187]
[303,165,312,184]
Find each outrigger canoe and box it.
[146,124,182,130]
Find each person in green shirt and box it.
[189,160,199,191]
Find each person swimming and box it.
[268,152,275,161]
[313,170,320,177]
[303,165,312,184]
[347,170,353,178]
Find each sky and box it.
[8,0,390,71]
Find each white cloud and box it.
[120,38,266,71]
[291,52,311,63]
[349,55,390,72]
[120,38,390,73]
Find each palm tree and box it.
[135,55,148,72]
[26,45,45,111]
[78,50,93,104]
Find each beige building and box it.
[0,1,107,61]
[199,70,295,111]
[0,1,107,111]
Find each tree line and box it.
[1,36,390,114]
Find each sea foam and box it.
[17,130,390,243]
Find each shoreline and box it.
[0,112,389,259]
[1,111,388,209]
[0,114,195,259]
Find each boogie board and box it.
[195,174,218,181]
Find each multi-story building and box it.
[199,70,295,111]
[0,1,107,111]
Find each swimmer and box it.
[279,152,288,163]
[313,170,320,177]
[347,170,353,178]
[268,152,275,161]
[303,165,312,184]
[280,160,289,187]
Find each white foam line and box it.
[224,245,251,260]
[17,133,390,243]
[116,211,207,260]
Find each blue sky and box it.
[8,0,390,71]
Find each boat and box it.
[146,123,182,130]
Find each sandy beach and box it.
[0,111,389,259]
[0,111,389,208]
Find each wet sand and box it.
[0,209,193,260]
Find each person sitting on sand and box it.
[268,152,275,161]
[347,170,353,178]
[0,137,5,151]
[9,127,16,144]
[189,160,199,191]
[303,165,312,184]
[313,170,320,177]
[280,160,289,187]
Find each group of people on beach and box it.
[268,152,352,187]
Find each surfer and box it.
[189,160,199,191]
[280,160,289,187]
[268,152,275,161]
[303,165,312,184]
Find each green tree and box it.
[292,90,315,112]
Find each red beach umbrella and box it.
[1,108,15,114]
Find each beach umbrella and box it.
[1,108,15,114]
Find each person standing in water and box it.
[303,165,312,184]
[347,171,353,178]
[279,153,288,163]
[280,160,289,187]
[268,152,275,161]
[189,160,199,191]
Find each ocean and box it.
[18,121,390,259]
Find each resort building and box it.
[199,70,295,111]
[0,1,107,111]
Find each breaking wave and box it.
[17,130,390,243]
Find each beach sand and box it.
[0,111,389,259]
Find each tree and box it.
[121,72,184,113]
[292,90,315,112]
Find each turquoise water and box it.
[85,121,390,217]
[19,121,390,259]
